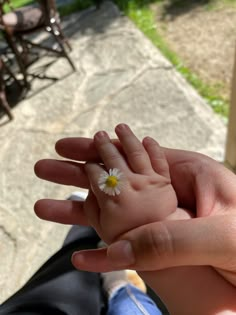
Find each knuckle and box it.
[129,149,144,159]
[103,151,121,164]
[129,149,149,172]
[224,216,236,254]
[143,223,174,268]
[214,215,236,269]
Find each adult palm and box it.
[34,138,236,314]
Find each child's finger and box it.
[84,163,104,195]
[115,124,153,175]
[94,131,130,172]
[83,190,101,232]
[55,137,122,161]
[143,137,170,179]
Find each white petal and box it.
[107,187,114,196]
[99,183,106,190]
[112,168,118,175]
[98,168,123,196]
[98,173,108,185]
[114,187,120,195]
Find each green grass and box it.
[5,0,33,10]
[113,0,236,12]
[58,0,94,17]
[206,0,236,10]
[114,0,229,117]
[10,0,94,14]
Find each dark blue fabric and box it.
[0,226,105,315]
[0,225,169,315]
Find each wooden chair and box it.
[0,0,76,85]
[0,56,16,120]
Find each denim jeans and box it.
[107,284,163,315]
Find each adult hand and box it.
[34,130,236,286]
[34,126,236,314]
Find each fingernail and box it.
[94,131,110,145]
[143,136,152,143]
[116,123,129,132]
[143,136,156,144]
[94,130,108,139]
[72,251,86,267]
[107,240,135,267]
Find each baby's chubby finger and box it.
[143,137,170,179]
[55,137,123,161]
[115,124,153,175]
[85,163,105,196]
[93,131,129,172]
[83,190,101,232]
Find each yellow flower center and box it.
[106,176,118,188]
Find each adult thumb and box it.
[107,215,236,271]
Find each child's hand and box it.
[83,124,178,244]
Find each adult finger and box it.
[34,199,89,225]
[34,159,89,188]
[55,136,201,170]
[72,248,116,272]
[55,137,122,161]
[55,136,203,170]
[143,136,170,179]
[115,124,153,175]
[106,215,236,271]
[93,131,129,172]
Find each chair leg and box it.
[3,60,24,89]
[0,59,13,120]
[51,27,76,71]
[54,22,72,52]
[0,91,14,120]
[4,32,29,89]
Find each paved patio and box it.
[0,1,227,302]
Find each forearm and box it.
[139,266,236,315]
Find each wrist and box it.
[139,266,236,315]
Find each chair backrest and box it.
[0,0,15,17]
[37,0,59,25]
[0,57,4,92]
[0,0,10,26]
[0,0,58,25]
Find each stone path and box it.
[0,1,226,302]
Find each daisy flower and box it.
[98,168,123,196]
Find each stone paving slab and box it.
[0,1,226,302]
